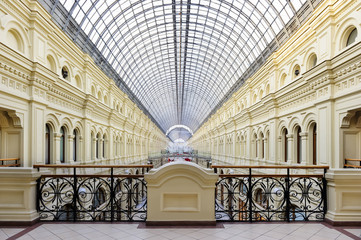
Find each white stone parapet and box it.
[145,162,219,225]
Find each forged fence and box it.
[34,164,329,223]
[212,165,328,222]
[34,164,151,222]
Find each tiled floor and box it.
[1,222,360,240]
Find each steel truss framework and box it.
[38,0,322,141]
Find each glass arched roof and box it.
[39,0,321,139]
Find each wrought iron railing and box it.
[212,165,329,222]
[34,164,152,222]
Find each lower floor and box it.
[1,222,360,240]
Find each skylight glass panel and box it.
[79,0,92,13]
[47,0,320,135]
[291,0,306,11]
[280,9,291,23]
[60,0,74,11]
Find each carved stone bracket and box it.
[340,110,356,128]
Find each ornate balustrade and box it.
[212,165,329,222]
[34,164,152,222]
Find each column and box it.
[286,134,294,163]
[54,133,61,164]
[68,134,74,163]
[92,136,96,161]
[264,137,268,162]
[300,132,308,165]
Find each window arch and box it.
[311,123,317,165]
[93,188,106,208]
[265,130,270,160]
[293,64,301,79]
[253,94,257,104]
[45,124,52,164]
[280,73,287,87]
[96,133,100,159]
[307,53,317,70]
[346,28,358,47]
[282,128,288,162]
[61,66,69,80]
[260,132,265,160]
[60,126,66,163]
[46,55,57,72]
[91,86,96,96]
[97,91,102,101]
[91,131,95,160]
[295,126,302,164]
[75,75,82,89]
[6,29,24,53]
[265,84,270,95]
[103,134,107,158]
[253,133,258,158]
[73,129,78,162]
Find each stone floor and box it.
[0,222,360,240]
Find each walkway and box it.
[1,222,360,240]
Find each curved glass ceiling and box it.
[39,0,321,141]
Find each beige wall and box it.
[0,0,168,167]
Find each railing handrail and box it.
[219,174,324,178]
[39,174,145,178]
[1,158,20,167]
[0,158,20,161]
[211,165,329,169]
[345,158,361,161]
[33,164,153,169]
[344,164,361,168]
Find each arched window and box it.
[75,75,82,89]
[283,129,288,162]
[6,29,24,53]
[46,55,56,72]
[260,132,265,159]
[96,133,100,159]
[280,73,287,87]
[254,133,258,158]
[312,124,317,165]
[93,188,106,208]
[91,86,96,97]
[60,127,66,163]
[266,131,270,160]
[346,28,358,47]
[265,84,270,95]
[103,134,106,158]
[91,132,94,160]
[61,66,69,80]
[73,129,77,162]
[296,127,302,164]
[293,64,301,79]
[255,189,264,205]
[58,204,74,221]
[307,53,317,70]
[45,124,51,164]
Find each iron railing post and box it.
[228,177,233,220]
[323,168,328,217]
[248,168,253,222]
[36,177,41,212]
[110,167,114,222]
[73,167,77,222]
[128,177,132,220]
[286,168,290,222]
